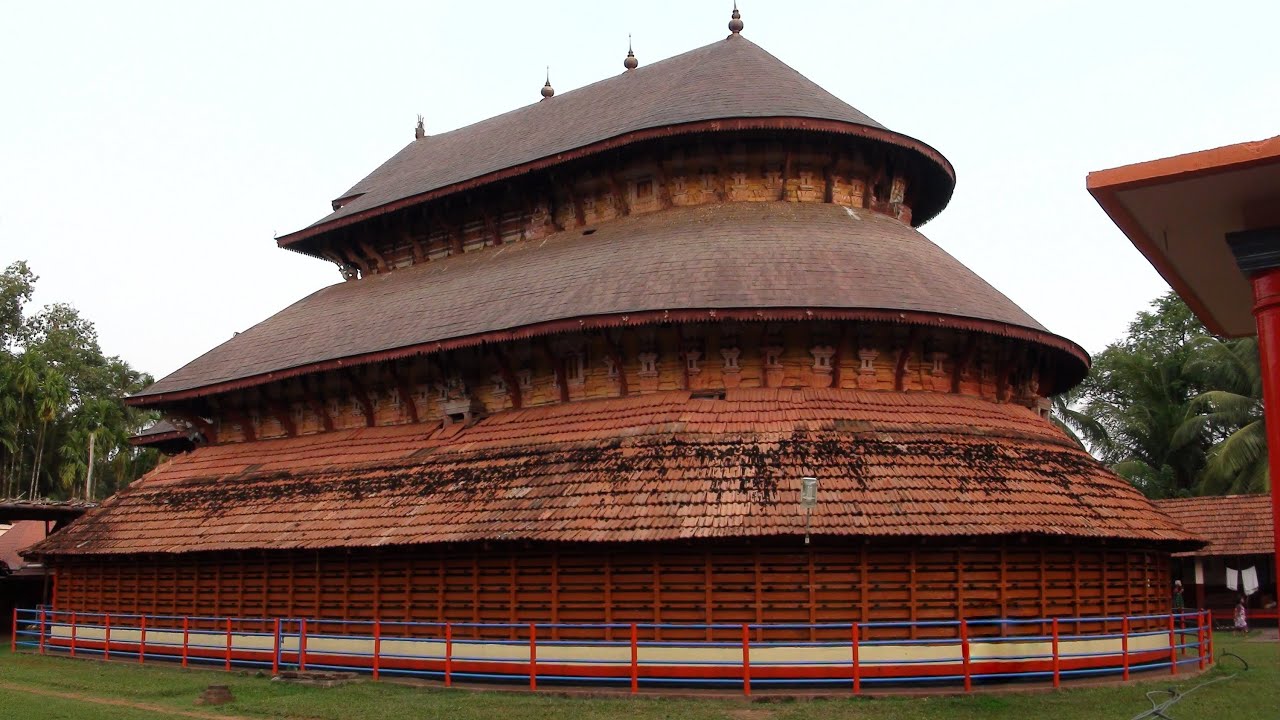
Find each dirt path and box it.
[0,679,255,719]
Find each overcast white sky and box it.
[2,1,1277,381]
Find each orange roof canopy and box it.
[1087,135,1280,337]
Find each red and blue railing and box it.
[11,608,1212,694]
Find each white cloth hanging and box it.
[1226,567,1238,591]
[1243,566,1260,596]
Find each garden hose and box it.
[1127,652,1248,720]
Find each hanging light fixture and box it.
[800,476,818,544]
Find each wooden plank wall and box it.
[51,539,1170,641]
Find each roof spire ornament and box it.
[624,34,638,70]
[414,114,425,140]
[728,1,743,34]
[541,67,555,100]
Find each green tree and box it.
[0,260,158,501]
[1177,337,1266,494]
[1076,292,1210,498]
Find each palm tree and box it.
[1050,386,1109,450]
[5,351,41,497]
[27,368,68,499]
[1082,348,1206,497]
[1177,337,1266,494]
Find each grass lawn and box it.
[0,634,1276,719]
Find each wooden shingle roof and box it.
[1155,494,1274,557]
[34,389,1197,557]
[278,34,954,248]
[133,203,1086,404]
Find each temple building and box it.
[31,11,1195,649]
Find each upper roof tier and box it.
[277,34,955,250]
[134,202,1086,405]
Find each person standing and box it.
[1234,596,1249,635]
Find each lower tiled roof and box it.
[0,521,47,569]
[1154,494,1273,557]
[32,390,1197,556]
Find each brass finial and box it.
[541,67,555,99]
[414,114,425,140]
[624,34,638,70]
[729,1,743,34]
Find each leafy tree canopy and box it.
[1056,290,1266,498]
[0,261,159,501]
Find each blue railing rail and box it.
[11,607,1212,695]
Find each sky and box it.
[2,0,1278,382]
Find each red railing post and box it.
[1051,618,1060,689]
[225,617,233,671]
[444,622,453,688]
[182,617,190,669]
[373,619,381,681]
[961,619,972,692]
[529,623,537,691]
[10,607,18,653]
[1121,616,1130,681]
[271,619,280,676]
[741,624,751,697]
[103,613,111,661]
[298,618,308,672]
[1168,614,1177,675]
[1197,610,1206,671]
[70,611,77,658]
[629,623,638,694]
[38,609,46,655]
[851,622,861,695]
[1206,611,1214,661]
[138,615,146,664]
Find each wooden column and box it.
[908,549,918,640]
[704,551,714,641]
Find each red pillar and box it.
[1252,267,1280,612]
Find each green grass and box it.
[0,635,1276,719]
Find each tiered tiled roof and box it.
[1155,494,1274,557]
[33,389,1197,557]
[133,203,1087,404]
[280,34,953,247]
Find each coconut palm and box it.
[1176,337,1266,494]
[27,368,68,499]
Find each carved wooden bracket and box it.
[779,151,793,201]
[607,171,630,216]
[492,346,523,410]
[310,397,335,432]
[542,341,569,403]
[952,335,979,394]
[269,401,297,438]
[388,364,421,424]
[228,408,256,442]
[403,229,426,264]
[173,411,217,445]
[994,343,1012,402]
[344,372,377,427]
[894,327,921,392]
[341,247,371,278]
[604,331,629,397]
[358,241,389,273]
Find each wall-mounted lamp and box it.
[801,476,818,544]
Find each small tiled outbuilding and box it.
[1156,495,1276,618]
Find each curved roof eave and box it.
[278,35,956,250]
[135,203,1084,406]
